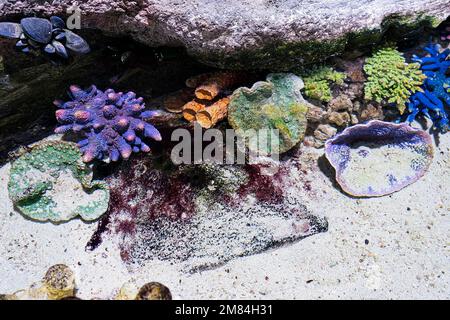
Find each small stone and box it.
[328,111,351,126]
[351,114,359,124]
[328,94,353,112]
[360,104,384,121]
[306,105,326,123]
[0,294,18,300]
[303,136,316,147]
[135,282,172,300]
[43,264,76,300]
[314,124,337,142]
[348,83,364,99]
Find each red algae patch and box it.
[86,148,327,272]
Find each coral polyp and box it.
[55,85,162,162]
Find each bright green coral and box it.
[228,73,309,154]
[302,66,346,102]
[364,47,426,114]
[8,140,109,222]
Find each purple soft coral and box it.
[55,85,162,162]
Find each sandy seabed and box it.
[0,132,448,300]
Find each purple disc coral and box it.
[55,85,162,162]
[325,120,433,197]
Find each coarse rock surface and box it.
[0,127,448,299]
[0,0,449,69]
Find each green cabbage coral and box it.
[302,66,346,102]
[228,73,309,154]
[364,47,426,114]
[8,140,110,222]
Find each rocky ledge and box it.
[0,0,449,70]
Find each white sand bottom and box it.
[0,132,448,299]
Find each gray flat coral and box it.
[8,140,109,222]
[325,120,433,197]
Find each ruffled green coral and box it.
[228,73,309,154]
[364,47,426,114]
[302,66,346,102]
[8,140,109,222]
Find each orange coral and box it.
[169,71,253,127]
[194,71,246,100]
[196,97,230,129]
[182,100,207,122]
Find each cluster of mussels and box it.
[0,16,89,59]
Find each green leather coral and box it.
[302,66,346,102]
[364,47,426,114]
[8,140,109,222]
[228,73,309,154]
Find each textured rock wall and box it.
[0,0,449,69]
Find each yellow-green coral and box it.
[302,66,346,102]
[364,47,426,114]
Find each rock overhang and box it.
[0,0,449,69]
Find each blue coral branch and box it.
[406,43,450,132]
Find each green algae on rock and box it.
[302,66,346,102]
[363,47,426,114]
[228,73,310,154]
[8,140,109,222]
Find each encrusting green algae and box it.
[8,140,109,222]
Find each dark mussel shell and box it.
[50,16,66,29]
[0,22,23,39]
[44,43,56,54]
[21,17,52,44]
[65,30,90,54]
[52,40,69,59]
